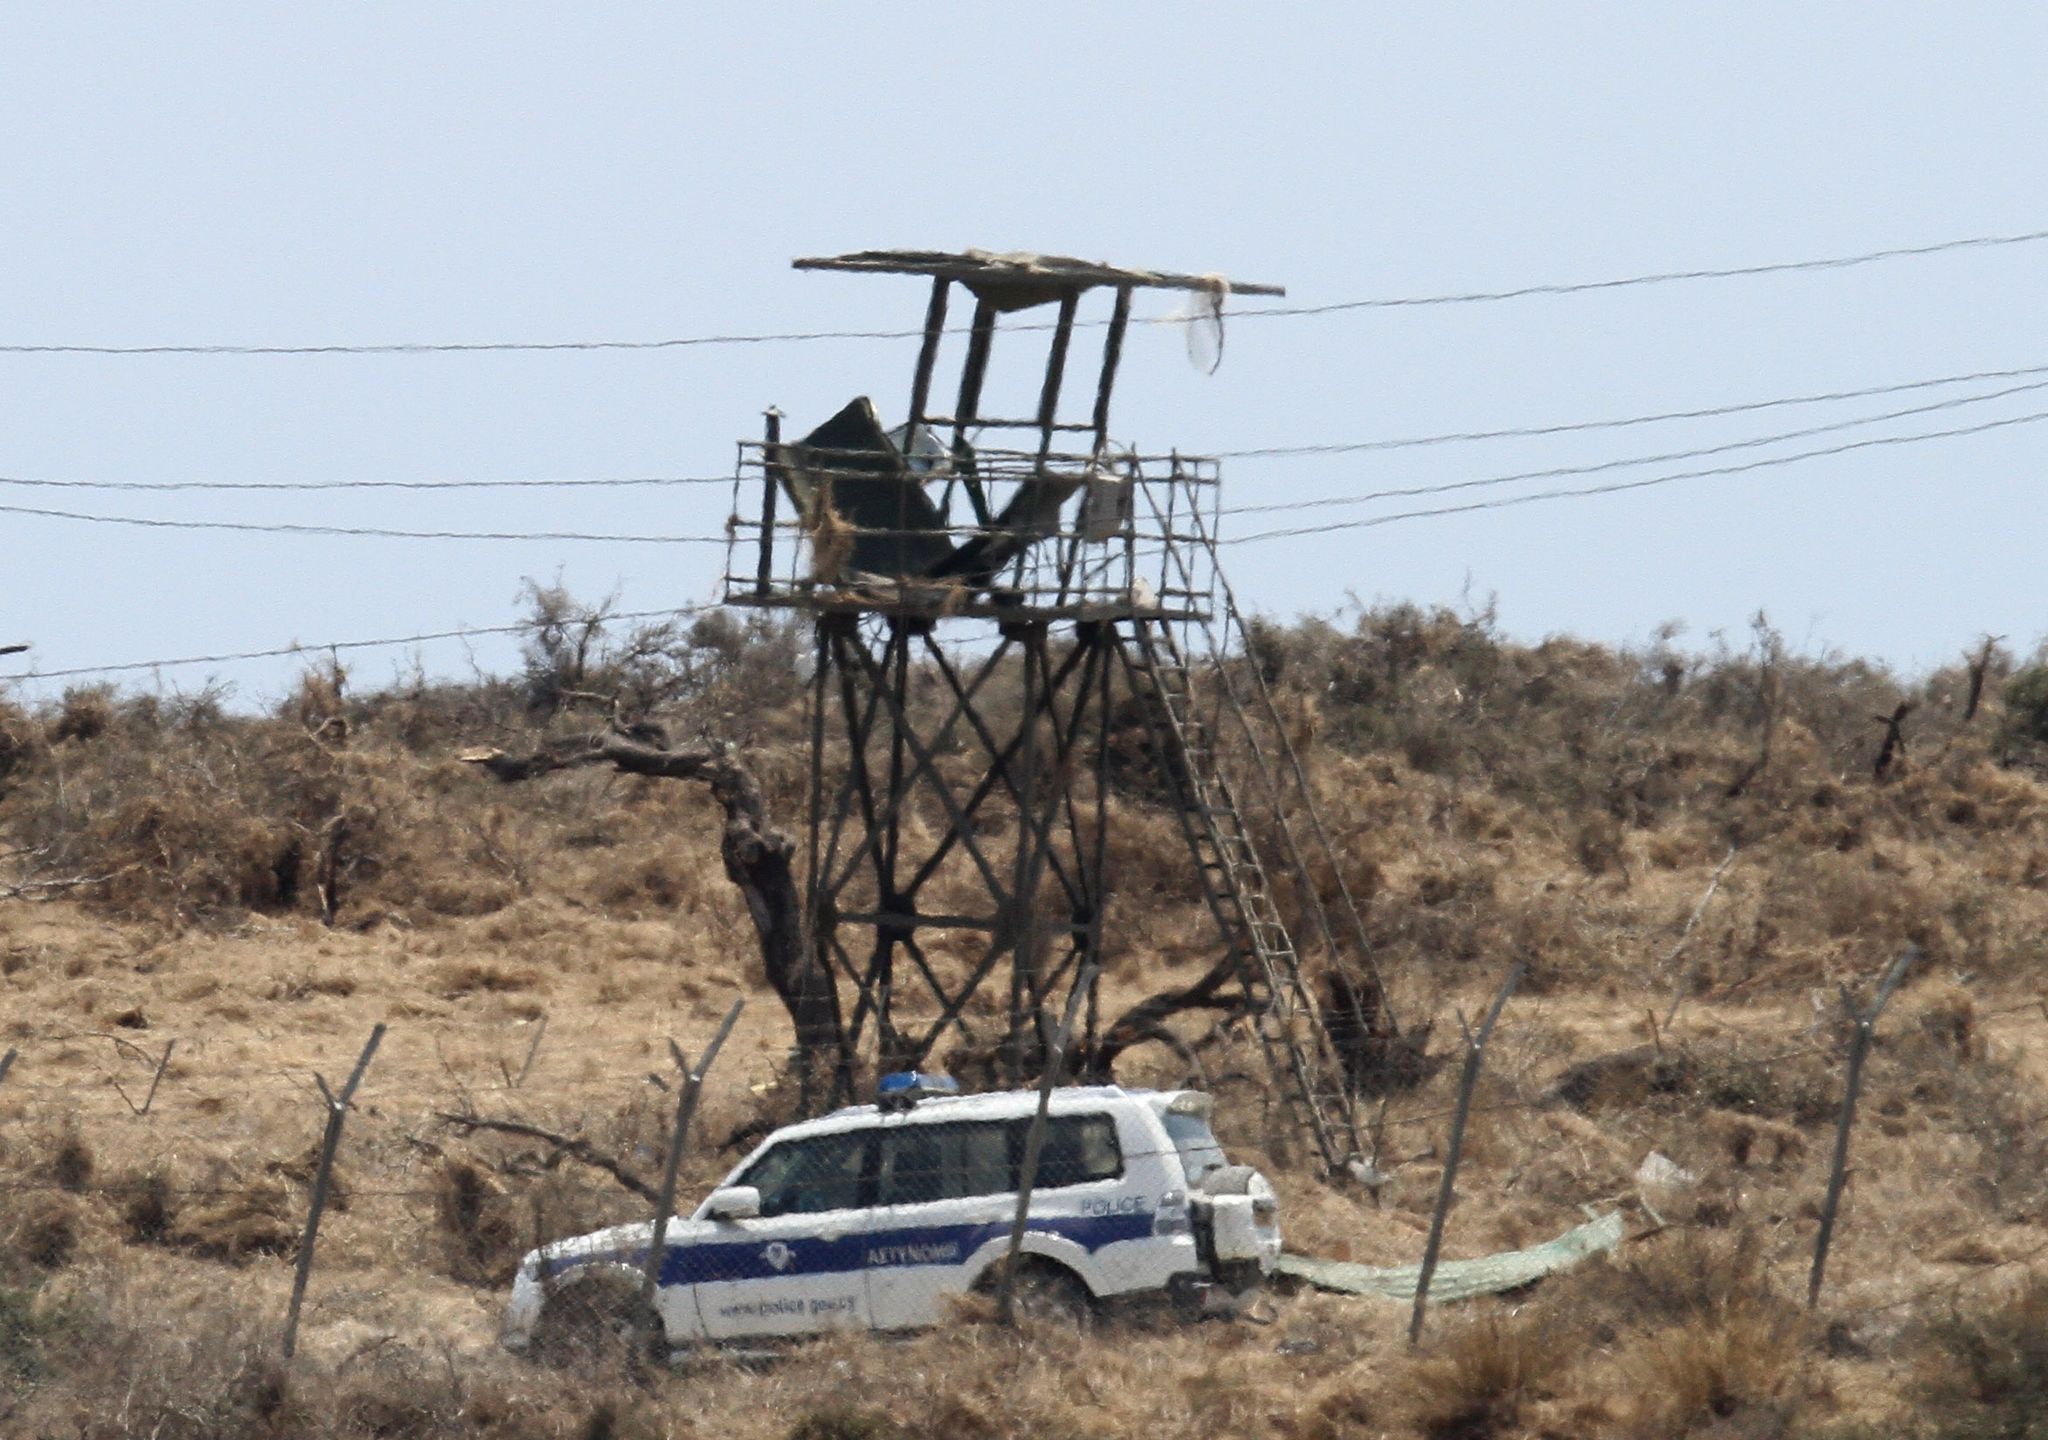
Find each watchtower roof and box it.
[794,249,1284,309]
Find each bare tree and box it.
[462,729,842,1093]
[1725,613,1783,799]
[1962,635,2003,725]
[1873,700,1914,781]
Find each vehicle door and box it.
[689,1128,881,1339]
[867,1116,1015,1329]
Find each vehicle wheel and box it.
[994,1261,1093,1329]
[531,1271,661,1368]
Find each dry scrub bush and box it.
[1536,1230,1811,1435]
[518,582,806,742]
[44,1126,93,1192]
[119,1171,174,1245]
[424,1085,718,1288]
[2000,658,2048,751]
[1,686,425,925]
[2,1265,671,1440]
[3,1194,81,1270]
[21,1140,305,1264]
[8,595,2045,1038]
[1240,604,2048,1000]
[1615,1298,1803,1436]
[1562,1229,1775,1333]
[0,1276,94,1392]
[1906,1271,2048,1438]
[0,696,41,787]
[1394,1306,1569,1438]
[167,1185,301,1263]
[433,1160,523,1286]
[52,685,115,744]
[785,1408,908,1440]
[0,589,808,933]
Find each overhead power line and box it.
[0,327,931,358]
[1217,375,2048,517]
[5,225,2047,356]
[10,355,2048,498]
[1233,225,2048,318]
[1,604,716,682]
[1220,406,2048,545]
[10,405,2045,682]
[1209,357,2048,459]
[7,383,2045,548]
[0,471,737,494]
[0,499,731,544]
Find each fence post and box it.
[999,964,1099,1325]
[1662,846,1737,1029]
[114,1039,176,1117]
[756,408,783,597]
[1808,946,1918,1309]
[282,1023,385,1359]
[1410,964,1523,1345]
[640,998,746,1345]
[510,1013,548,1089]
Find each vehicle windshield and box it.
[734,1130,871,1216]
[1162,1111,1228,1183]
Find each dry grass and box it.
[2,602,2047,1435]
[1395,1307,1571,1438]
[1612,1299,1804,1435]
[1907,1271,2048,1435]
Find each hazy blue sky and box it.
[4,6,2046,702]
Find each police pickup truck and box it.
[502,1078,1280,1356]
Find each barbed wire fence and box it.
[1,957,2045,1363]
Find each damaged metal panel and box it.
[1277,1212,1624,1302]
[774,397,956,581]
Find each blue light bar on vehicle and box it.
[876,1071,960,1110]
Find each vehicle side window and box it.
[879,1120,1011,1204]
[1162,1111,1228,1182]
[1033,1114,1122,1189]
[737,1131,872,1217]
[870,1113,1121,1204]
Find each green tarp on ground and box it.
[1277,1212,1624,1302]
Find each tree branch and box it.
[462,730,843,1086]
[434,1111,656,1202]
[1095,952,1248,1072]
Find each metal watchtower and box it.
[723,249,1396,1172]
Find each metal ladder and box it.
[1121,616,1366,1172]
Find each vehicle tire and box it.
[992,1260,1093,1329]
[531,1270,662,1369]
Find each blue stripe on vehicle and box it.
[653,1212,1155,1286]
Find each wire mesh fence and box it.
[4,962,2047,1363]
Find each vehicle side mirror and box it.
[706,1185,761,1221]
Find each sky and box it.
[3,5,2047,704]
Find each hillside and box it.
[4,595,2048,1439]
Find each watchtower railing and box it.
[721,441,1219,623]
